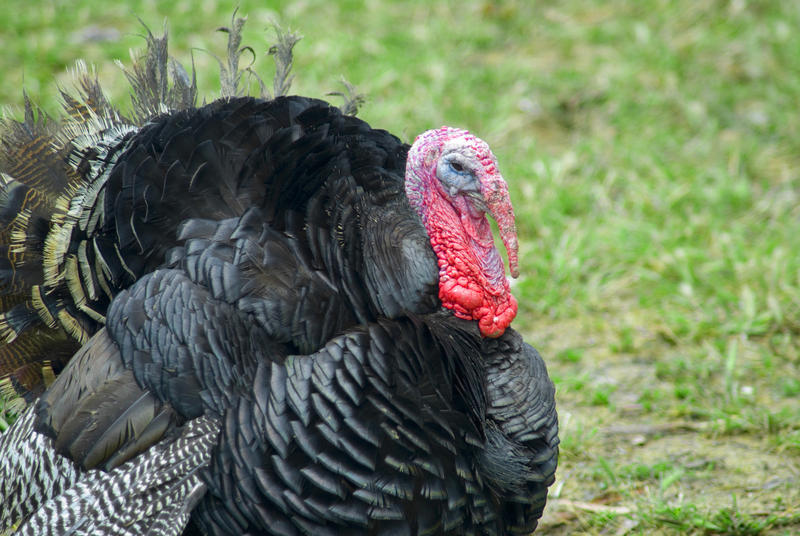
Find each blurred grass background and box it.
[2,0,799,534]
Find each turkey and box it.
[0,14,558,536]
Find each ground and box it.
[536,318,800,534]
[1,0,799,534]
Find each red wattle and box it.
[435,228,518,337]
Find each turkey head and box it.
[405,127,519,338]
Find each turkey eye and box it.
[449,161,465,173]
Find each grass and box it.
[2,0,800,534]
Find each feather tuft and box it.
[327,78,365,117]
[117,21,197,124]
[268,23,302,98]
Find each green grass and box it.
[2,0,800,534]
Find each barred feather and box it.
[0,407,80,531]
[1,407,217,536]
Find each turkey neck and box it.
[414,181,518,339]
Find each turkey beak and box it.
[482,175,519,279]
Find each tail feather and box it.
[0,14,306,405]
[0,303,39,343]
[58,63,126,144]
[0,330,76,411]
[0,99,89,403]
[0,98,68,201]
[0,57,146,407]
